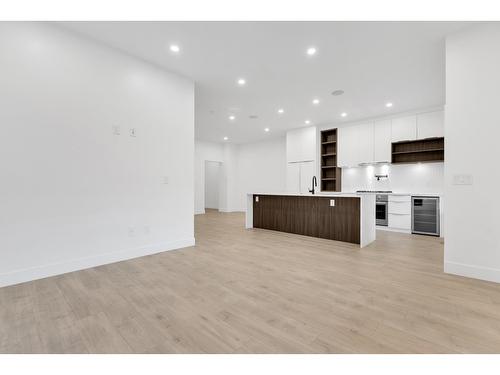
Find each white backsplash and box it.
[341,162,444,194]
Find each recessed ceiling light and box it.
[386,102,393,108]
[305,120,311,125]
[277,108,284,114]
[306,47,317,56]
[223,136,228,141]
[237,78,246,86]
[341,112,347,117]
[331,90,344,96]
[169,44,180,53]
[228,115,235,121]
[264,128,270,132]
[312,98,320,105]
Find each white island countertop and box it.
[246,192,376,248]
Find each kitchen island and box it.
[246,193,376,247]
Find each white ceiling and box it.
[59,21,472,144]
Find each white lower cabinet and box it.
[388,213,412,231]
[389,201,411,215]
[388,195,411,231]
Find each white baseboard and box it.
[444,261,500,284]
[218,208,245,213]
[0,237,195,288]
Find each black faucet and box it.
[309,176,318,195]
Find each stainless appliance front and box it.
[376,194,388,226]
[412,196,440,236]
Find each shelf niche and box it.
[320,128,342,192]
[391,137,444,164]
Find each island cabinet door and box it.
[282,196,319,237]
[316,197,360,244]
[253,195,283,231]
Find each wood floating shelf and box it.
[320,128,341,192]
[391,137,444,164]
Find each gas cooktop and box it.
[356,190,393,193]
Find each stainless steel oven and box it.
[376,194,388,226]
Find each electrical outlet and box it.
[330,199,335,207]
[128,227,135,237]
[162,176,169,185]
[255,196,259,202]
[453,174,473,185]
[112,125,120,135]
[129,128,137,137]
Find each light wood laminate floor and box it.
[2,209,500,353]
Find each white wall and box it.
[444,24,500,283]
[194,137,287,213]
[221,143,240,212]
[194,140,224,214]
[0,23,194,287]
[341,163,444,194]
[235,137,287,210]
[204,161,221,209]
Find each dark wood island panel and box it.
[253,195,360,244]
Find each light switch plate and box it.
[129,128,137,137]
[162,176,169,185]
[330,199,335,207]
[112,125,120,135]
[255,196,259,202]
[453,174,473,185]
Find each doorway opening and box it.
[204,160,222,212]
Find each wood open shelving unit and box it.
[320,128,342,192]
[391,137,444,164]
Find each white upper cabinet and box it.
[286,126,316,163]
[338,123,373,166]
[356,123,374,165]
[391,115,417,142]
[416,110,444,139]
[338,125,356,167]
[373,119,392,163]
[334,109,443,167]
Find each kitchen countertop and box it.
[342,192,443,197]
[248,192,367,198]
[248,192,442,198]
